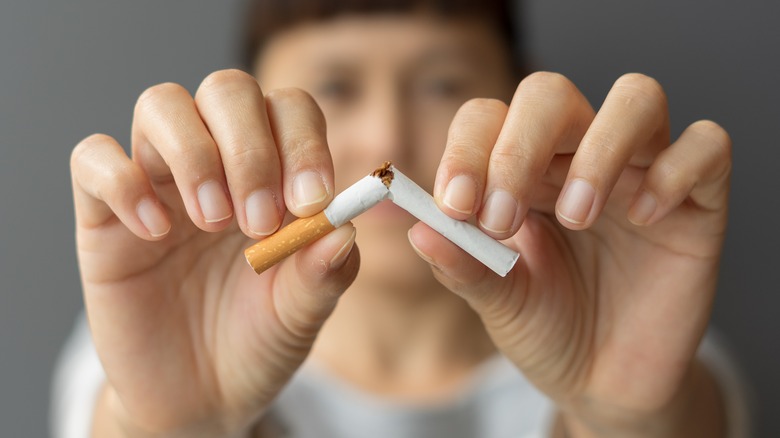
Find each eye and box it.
[315,79,357,101]
[418,78,465,99]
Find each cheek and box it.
[319,98,463,193]
[320,112,369,190]
[410,103,460,186]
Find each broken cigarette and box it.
[244,162,520,276]
[244,170,388,274]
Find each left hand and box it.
[408,72,731,435]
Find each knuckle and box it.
[690,119,732,155]
[459,97,508,117]
[72,139,140,199]
[490,146,534,169]
[689,119,732,180]
[444,138,487,168]
[71,133,114,169]
[278,311,322,341]
[222,145,274,172]
[519,71,576,97]
[655,159,689,189]
[99,169,131,195]
[285,136,325,163]
[136,82,188,112]
[265,87,325,126]
[178,139,216,159]
[448,98,507,146]
[581,126,622,158]
[198,68,258,96]
[490,147,532,170]
[613,73,667,109]
[265,87,316,106]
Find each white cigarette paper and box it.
[387,168,519,277]
[245,163,520,277]
[323,174,389,227]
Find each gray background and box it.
[1,1,777,436]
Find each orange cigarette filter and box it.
[244,211,335,274]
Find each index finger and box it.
[194,69,284,238]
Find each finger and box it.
[628,120,732,226]
[71,134,171,240]
[194,69,284,238]
[556,73,670,229]
[131,82,233,231]
[434,98,507,220]
[408,221,493,285]
[477,72,594,239]
[407,221,526,322]
[270,224,359,341]
[265,88,334,218]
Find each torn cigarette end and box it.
[371,161,394,188]
[244,210,335,274]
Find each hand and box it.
[71,70,359,437]
[410,72,731,436]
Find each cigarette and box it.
[244,171,389,274]
[244,162,519,276]
[387,168,519,277]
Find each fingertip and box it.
[477,190,523,239]
[407,225,438,268]
[407,222,489,283]
[288,170,331,217]
[327,224,357,271]
[301,223,357,276]
[627,190,659,226]
[136,197,171,240]
[439,174,478,220]
[196,180,234,230]
[555,178,597,230]
[244,189,283,238]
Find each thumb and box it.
[219,224,358,422]
[407,221,525,321]
[270,223,359,342]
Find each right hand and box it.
[70,69,360,437]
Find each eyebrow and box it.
[414,46,487,67]
[309,46,486,76]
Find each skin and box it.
[71,12,730,438]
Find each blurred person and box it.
[53,0,751,437]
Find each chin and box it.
[352,221,435,291]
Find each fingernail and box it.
[329,226,357,270]
[628,191,657,225]
[443,175,477,215]
[198,180,233,223]
[137,197,170,237]
[292,171,328,210]
[407,229,438,267]
[479,190,518,234]
[246,189,280,236]
[558,179,595,225]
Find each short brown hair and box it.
[238,0,524,73]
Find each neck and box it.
[310,269,496,401]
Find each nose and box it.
[350,84,412,169]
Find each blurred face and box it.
[256,13,513,289]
